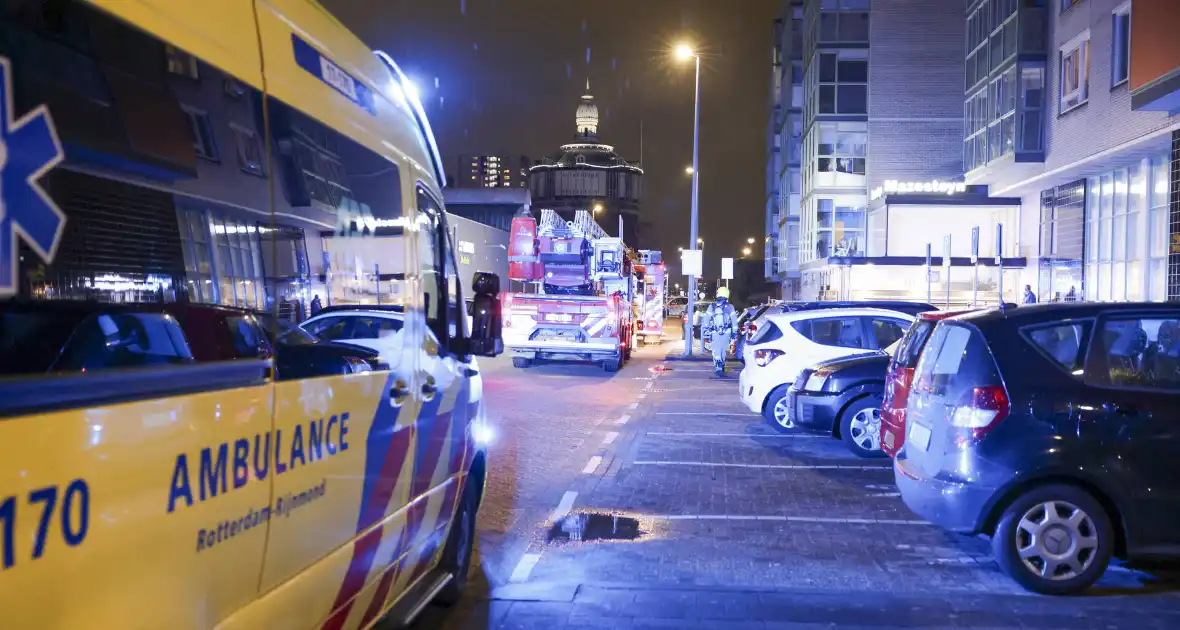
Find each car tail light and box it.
[950,385,1010,439]
[753,348,783,367]
[637,320,644,330]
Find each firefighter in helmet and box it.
[701,287,739,377]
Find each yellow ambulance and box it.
[0,0,503,628]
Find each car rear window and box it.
[1023,322,1090,374]
[893,319,936,368]
[912,322,1001,399]
[792,317,865,349]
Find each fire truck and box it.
[633,250,666,344]
[503,209,636,372]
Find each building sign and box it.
[458,240,476,254]
[0,58,67,297]
[681,249,702,277]
[870,179,967,201]
[720,257,734,280]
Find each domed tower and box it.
[528,79,644,245]
[574,79,599,140]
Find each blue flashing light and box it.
[373,51,447,190]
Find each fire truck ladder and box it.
[537,208,608,240]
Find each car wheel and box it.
[602,357,620,373]
[991,484,1113,595]
[761,385,794,433]
[839,397,887,459]
[434,474,479,605]
[512,357,531,369]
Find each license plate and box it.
[544,313,573,323]
[908,422,931,451]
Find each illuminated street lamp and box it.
[685,166,694,175]
[742,247,753,257]
[747,237,756,245]
[593,203,604,214]
[676,42,702,356]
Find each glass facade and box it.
[964,0,1046,172]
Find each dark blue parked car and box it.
[895,302,1180,595]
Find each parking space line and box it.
[655,411,758,416]
[633,461,891,470]
[615,414,631,425]
[602,431,619,444]
[645,432,824,438]
[582,456,603,474]
[551,491,578,521]
[651,514,930,526]
[628,402,640,410]
[509,553,542,582]
[643,381,654,390]
[637,393,647,400]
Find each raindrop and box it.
[460,0,465,15]
[439,96,445,109]
[625,77,631,89]
[434,77,440,89]
[586,47,591,63]
[464,127,469,138]
[581,19,587,33]
[473,41,479,51]
[566,61,572,78]
[604,107,610,119]
[611,58,617,70]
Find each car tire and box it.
[603,357,620,373]
[762,385,794,433]
[512,357,531,369]
[839,397,887,459]
[434,474,479,605]
[991,484,1114,595]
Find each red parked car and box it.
[880,309,973,457]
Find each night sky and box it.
[320,0,778,278]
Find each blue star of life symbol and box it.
[0,57,66,297]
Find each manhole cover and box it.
[546,513,643,543]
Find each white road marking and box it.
[509,553,542,582]
[633,461,891,471]
[652,514,930,525]
[551,491,578,521]
[645,432,824,438]
[637,393,647,400]
[628,402,639,410]
[655,411,758,417]
[643,381,654,390]
[602,431,619,445]
[868,492,902,498]
[582,456,603,474]
[615,414,631,425]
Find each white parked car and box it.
[302,305,405,360]
[738,307,914,430]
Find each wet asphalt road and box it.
[408,325,1180,629]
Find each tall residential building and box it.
[448,154,532,189]
[789,0,970,302]
[966,0,1180,304]
[766,1,805,299]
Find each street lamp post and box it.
[677,43,701,356]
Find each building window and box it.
[818,0,870,43]
[816,197,866,258]
[987,67,1017,161]
[209,216,266,310]
[816,51,867,115]
[1084,162,1152,303]
[1059,34,1090,113]
[180,106,217,161]
[817,125,866,175]
[165,44,199,79]
[176,208,215,303]
[1018,64,1045,152]
[231,125,265,177]
[1148,155,1170,301]
[1111,4,1131,87]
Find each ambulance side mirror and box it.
[467,271,503,357]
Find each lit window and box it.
[1111,4,1131,87]
[1059,33,1090,113]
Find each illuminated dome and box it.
[574,79,599,139]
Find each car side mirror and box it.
[467,271,503,357]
